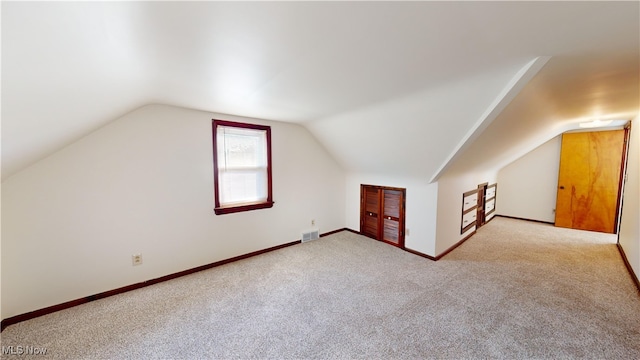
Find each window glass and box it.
[213,120,273,214]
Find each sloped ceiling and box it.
[2,2,639,181]
[445,54,640,177]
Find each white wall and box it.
[496,136,562,223]
[344,170,499,259]
[618,117,639,281]
[435,170,498,256]
[1,104,346,320]
[345,173,438,257]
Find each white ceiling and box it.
[2,2,639,181]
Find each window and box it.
[212,119,273,215]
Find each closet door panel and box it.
[383,218,400,245]
[360,185,405,248]
[361,186,381,239]
[382,190,403,245]
[365,187,380,214]
[383,190,401,217]
[363,214,379,239]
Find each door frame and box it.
[476,182,489,229]
[615,124,632,236]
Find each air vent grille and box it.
[302,230,319,242]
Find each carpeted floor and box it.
[1,217,639,359]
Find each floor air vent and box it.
[302,230,319,242]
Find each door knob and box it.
[559,186,565,190]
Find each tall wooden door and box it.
[555,130,626,233]
[382,189,404,246]
[360,185,405,248]
[362,185,381,239]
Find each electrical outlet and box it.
[132,254,143,266]
[406,228,410,236]
[311,219,315,226]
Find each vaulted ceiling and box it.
[2,2,639,181]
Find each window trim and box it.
[212,119,274,215]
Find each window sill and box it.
[214,201,274,215]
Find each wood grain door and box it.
[382,189,404,247]
[360,185,405,248]
[361,185,381,239]
[555,130,626,233]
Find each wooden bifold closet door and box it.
[360,184,406,248]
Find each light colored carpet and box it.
[2,217,639,359]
